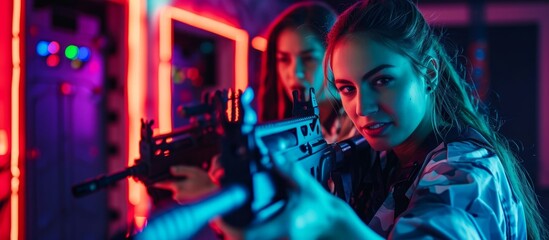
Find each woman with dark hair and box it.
[154,0,354,209]
[258,1,355,142]
[242,0,548,239]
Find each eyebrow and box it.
[334,64,394,83]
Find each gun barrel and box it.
[72,164,145,197]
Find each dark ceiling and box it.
[33,0,549,16]
[319,0,549,13]
[32,0,549,23]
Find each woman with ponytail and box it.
[243,0,548,239]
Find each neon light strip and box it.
[11,0,23,239]
[127,0,148,229]
[158,7,172,134]
[251,36,266,52]
[0,130,7,155]
[158,6,249,133]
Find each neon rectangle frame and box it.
[157,6,249,134]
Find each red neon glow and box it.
[226,89,233,122]
[186,67,199,82]
[225,89,241,123]
[0,0,10,235]
[46,54,60,67]
[29,25,37,37]
[0,130,6,155]
[127,0,148,231]
[60,82,72,95]
[11,0,24,239]
[27,148,39,160]
[134,216,147,229]
[251,36,267,52]
[158,6,249,133]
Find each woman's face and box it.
[276,27,325,100]
[332,33,432,151]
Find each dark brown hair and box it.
[258,1,336,122]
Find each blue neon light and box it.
[36,41,49,57]
[78,47,91,61]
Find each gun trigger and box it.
[299,143,312,154]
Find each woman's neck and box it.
[393,120,439,168]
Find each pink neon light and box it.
[47,41,59,54]
[251,36,267,52]
[157,6,249,133]
[126,0,148,231]
[10,0,24,239]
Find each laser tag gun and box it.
[137,88,371,240]
[71,91,228,198]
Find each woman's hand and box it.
[153,165,219,203]
[244,154,383,240]
[154,154,225,204]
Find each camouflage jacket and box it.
[348,128,527,239]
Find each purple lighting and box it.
[48,41,60,54]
